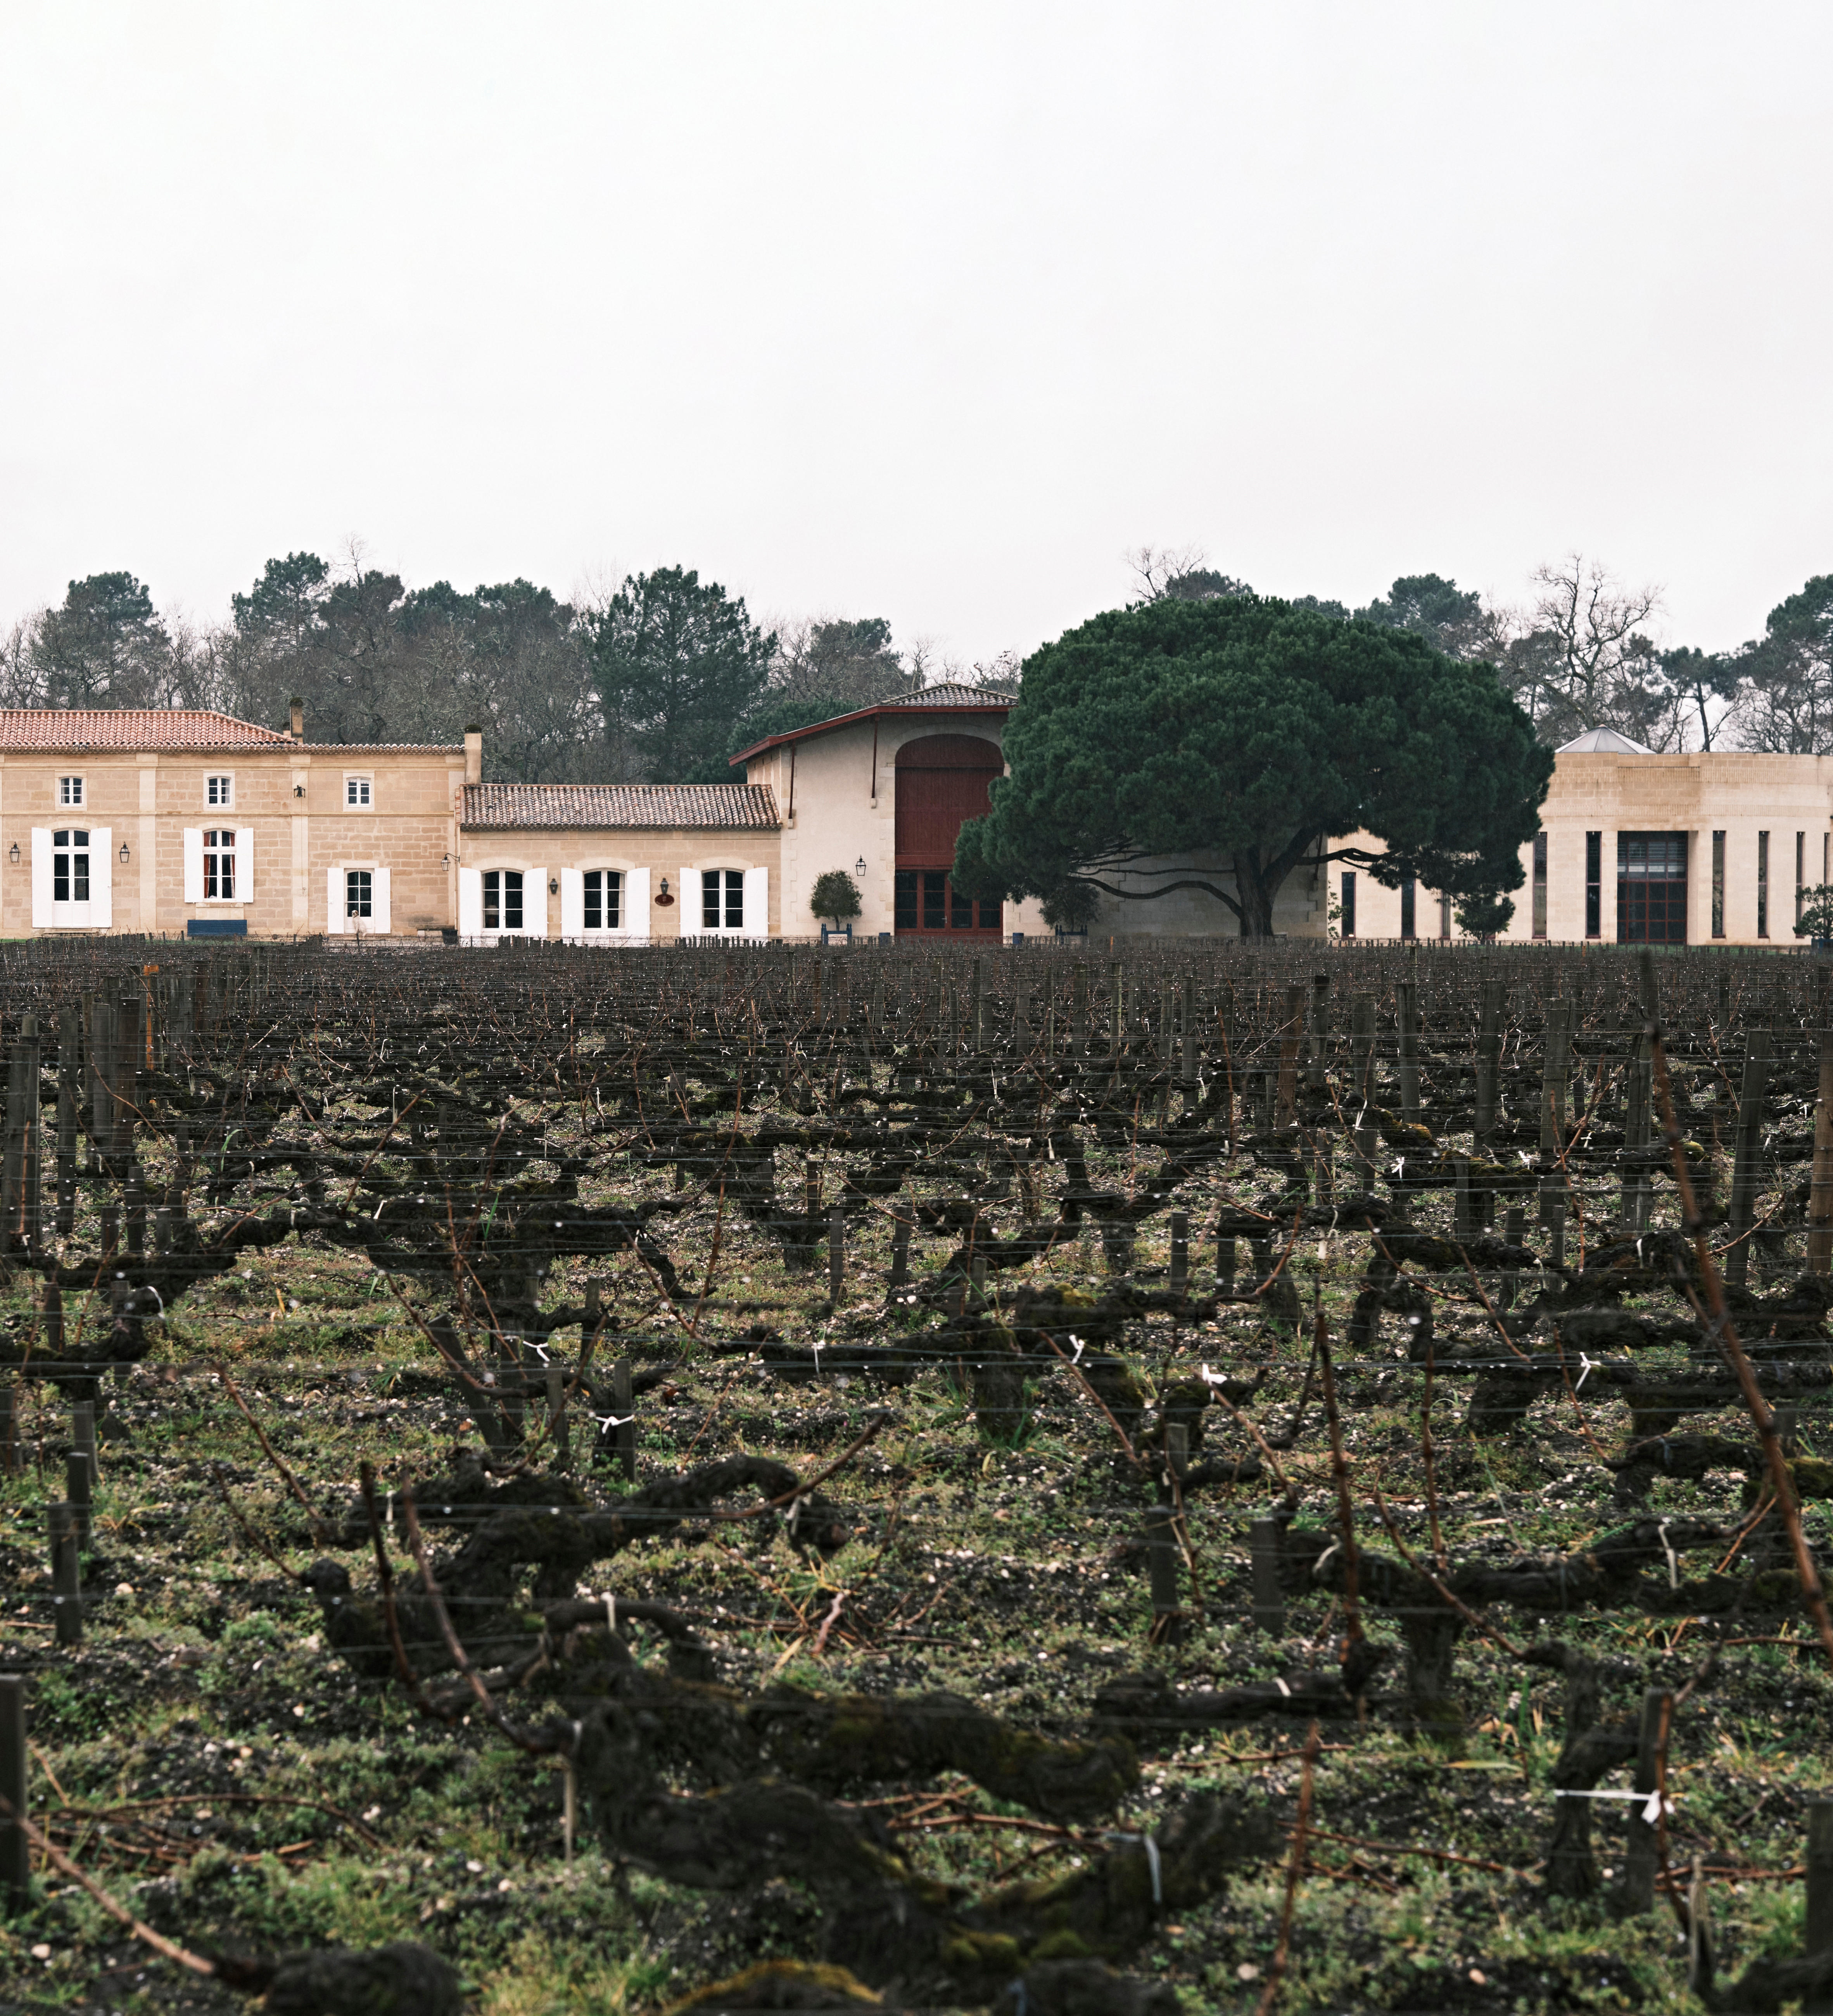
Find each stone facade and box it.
[456,783,781,944]
[1335,744,1833,948]
[0,709,466,939]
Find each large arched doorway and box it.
[892,734,1004,937]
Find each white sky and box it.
[2,3,1828,666]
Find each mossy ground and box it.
[0,1112,1824,2014]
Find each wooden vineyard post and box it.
[1180,980,1197,1094]
[1168,1211,1188,1301]
[1622,1686,1670,1914]
[611,1360,636,1483]
[1349,992,1375,1109]
[889,1213,911,1291]
[1623,1032,1653,1233]
[1216,1229,1236,1294]
[1810,1031,1833,1276]
[1452,1155,1473,1240]
[1474,979,1504,1145]
[1726,1029,1774,1288]
[828,1211,845,1303]
[54,1012,76,1239]
[64,1449,91,1548]
[970,959,984,1055]
[1249,1516,1285,1635]
[1539,996,1572,1156]
[1501,1205,1525,1310]
[1306,971,1329,1091]
[0,1673,24,1904]
[1397,974,1420,1127]
[546,1364,570,1471]
[1108,962,1122,1053]
[49,1503,80,1647]
[1277,984,1303,1128]
[1072,962,1088,1053]
[70,1402,96,1489]
[1806,1796,1833,1986]
[1147,1425,1185,1646]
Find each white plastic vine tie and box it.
[1576,1354,1597,1392]
[1068,1334,1086,1365]
[605,1592,617,1634]
[1658,1518,1680,1590]
[1274,1677,1291,1697]
[385,1490,394,1530]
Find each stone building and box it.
[731,682,1048,942]
[0,705,470,940]
[455,782,781,944]
[1335,728,1833,948]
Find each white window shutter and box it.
[623,866,650,941]
[458,867,482,939]
[30,830,52,929]
[237,827,254,902]
[88,830,111,929]
[372,866,391,935]
[522,869,548,939]
[560,868,584,939]
[326,865,344,935]
[183,829,204,904]
[743,865,769,940]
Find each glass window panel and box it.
[724,869,743,930]
[895,870,918,932]
[503,870,523,931]
[922,872,946,930]
[483,871,500,931]
[950,880,973,928]
[346,869,371,918]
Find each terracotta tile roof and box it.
[729,681,1012,763]
[883,681,1013,708]
[461,782,781,831]
[0,708,299,750]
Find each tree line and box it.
[1129,545,1833,754]
[0,549,1016,783]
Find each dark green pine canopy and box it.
[952,594,1552,937]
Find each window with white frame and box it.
[584,870,622,930]
[58,777,82,808]
[346,868,372,920]
[483,869,523,931]
[52,830,89,905]
[345,775,373,808]
[203,829,236,901]
[701,869,744,931]
[206,775,232,808]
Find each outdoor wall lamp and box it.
[119,842,130,863]
[7,844,16,865]
[660,877,670,898]
[441,852,449,867]
[549,877,559,895]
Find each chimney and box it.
[464,723,482,786]
[289,697,304,740]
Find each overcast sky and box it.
[1,3,1827,667]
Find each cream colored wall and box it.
[0,747,462,937]
[746,715,1051,941]
[1333,751,1833,946]
[458,828,781,940]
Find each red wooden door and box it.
[893,734,1004,936]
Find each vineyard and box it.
[0,937,1830,2015]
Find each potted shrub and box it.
[810,869,862,944]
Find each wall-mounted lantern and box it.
[119,841,130,863]
[855,856,866,878]
[7,843,17,865]
[548,877,559,895]
[656,876,675,908]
